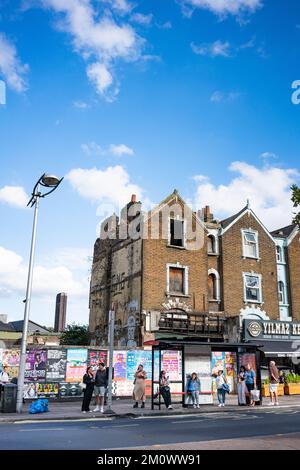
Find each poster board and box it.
[25,349,47,382]
[66,349,87,383]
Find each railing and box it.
[158,311,225,337]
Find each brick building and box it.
[89,191,300,347]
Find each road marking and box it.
[13,417,114,425]
[108,424,140,429]
[18,427,65,432]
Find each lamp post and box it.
[16,174,63,413]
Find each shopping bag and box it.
[251,389,260,402]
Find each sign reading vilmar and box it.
[244,319,300,341]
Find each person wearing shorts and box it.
[93,362,107,413]
[268,361,279,406]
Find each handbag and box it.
[79,382,86,390]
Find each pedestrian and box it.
[268,360,280,406]
[0,366,9,384]
[215,369,228,407]
[132,364,147,408]
[187,372,201,408]
[237,365,247,406]
[159,370,173,410]
[81,366,95,413]
[245,363,257,406]
[93,362,107,413]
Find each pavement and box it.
[1,394,300,423]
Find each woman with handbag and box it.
[81,366,95,413]
[159,370,173,410]
[133,364,147,408]
[215,369,228,407]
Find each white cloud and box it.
[0,33,29,92]
[42,0,144,100]
[191,40,231,57]
[109,143,134,156]
[130,13,153,26]
[73,100,90,109]
[181,0,262,17]
[81,141,103,156]
[210,90,241,102]
[66,165,143,211]
[0,185,29,208]
[193,161,299,230]
[260,152,278,161]
[0,246,88,299]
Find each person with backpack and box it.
[187,372,201,408]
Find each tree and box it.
[60,324,90,346]
[291,185,300,229]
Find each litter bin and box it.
[0,383,17,413]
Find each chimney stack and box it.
[199,206,214,222]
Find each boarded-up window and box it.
[208,274,216,300]
[169,267,184,293]
[207,235,216,254]
[170,219,184,247]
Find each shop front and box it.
[243,319,300,384]
[150,340,261,409]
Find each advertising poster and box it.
[126,350,152,381]
[23,383,38,399]
[46,349,67,381]
[59,382,83,397]
[239,353,257,374]
[2,349,20,367]
[113,351,127,379]
[211,351,225,376]
[25,349,47,382]
[162,350,182,381]
[66,349,87,383]
[37,383,59,398]
[88,350,108,370]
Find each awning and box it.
[258,341,300,358]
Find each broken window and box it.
[170,219,184,247]
[243,231,258,258]
[169,267,184,294]
[207,235,216,254]
[244,274,261,302]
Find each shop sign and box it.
[244,319,300,341]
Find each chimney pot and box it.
[131,194,137,203]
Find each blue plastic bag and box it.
[29,398,49,414]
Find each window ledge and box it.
[208,252,219,256]
[167,244,186,250]
[242,256,261,261]
[208,299,221,304]
[166,292,190,298]
[279,303,290,307]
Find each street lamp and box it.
[16,173,63,413]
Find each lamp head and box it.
[41,174,61,188]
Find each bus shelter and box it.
[151,340,261,410]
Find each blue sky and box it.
[0,0,300,327]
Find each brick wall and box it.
[287,230,300,320]
[221,212,279,319]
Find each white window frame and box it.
[207,234,218,255]
[168,216,186,249]
[242,229,259,260]
[243,272,263,304]
[166,262,189,296]
[276,245,285,264]
[208,268,221,301]
[278,280,286,305]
